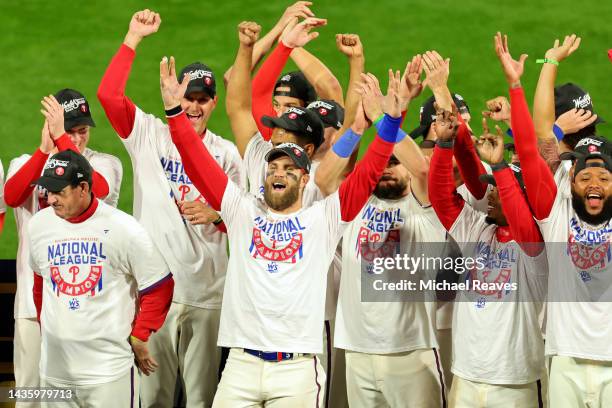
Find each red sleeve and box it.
[97,44,137,139]
[252,42,293,141]
[167,112,228,211]
[131,275,174,342]
[33,273,42,323]
[4,149,49,208]
[53,134,110,198]
[214,221,227,233]
[428,144,465,231]
[453,115,488,200]
[338,135,394,221]
[509,87,557,220]
[493,167,544,256]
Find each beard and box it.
[571,190,612,226]
[373,177,408,200]
[264,182,301,211]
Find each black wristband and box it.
[165,105,183,117]
[436,139,455,149]
[212,216,223,225]
[491,161,509,172]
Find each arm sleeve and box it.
[509,87,557,220]
[493,166,544,256]
[53,135,110,199]
[131,276,174,341]
[33,273,42,323]
[428,144,465,231]
[167,112,228,211]
[453,115,488,200]
[338,135,394,222]
[97,44,138,139]
[4,150,49,208]
[251,43,293,140]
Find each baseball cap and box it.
[274,71,317,105]
[479,162,526,191]
[179,62,216,98]
[33,150,93,193]
[410,94,470,138]
[554,83,605,125]
[265,142,311,173]
[54,89,96,131]
[571,136,612,176]
[261,107,324,148]
[307,99,344,130]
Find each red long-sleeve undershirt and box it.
[131,275,174,341]
[454,115,488,200]
[493,167,544,256]
[509,87,557,220]
[4,136,109,208]
[97,44,137,139]
[252,42,293,141]
[167,110,394,221]
[429,145,465,231]
[33,273,42,322]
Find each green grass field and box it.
[1,0,611,258]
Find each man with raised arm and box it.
[4,92,122,406]
[161,21,403,406]
[496,31,612,408]
[97,9,244,407]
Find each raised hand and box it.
[476,118,505,164]
[432,103,459,142]
[336,33,363,58]
[160,56,189,110]
[130,336,158,376]
[494,32,528,87]
[544,34,581,63]
[482,96,511,124]
[280,17,327,48]
[40,95,65,140]
[555,108,598,135]
[383,69,402,118]
[124,9,161,49]
[357,73,384,122]
[40,119,55,154]
[277,1,314,29]
[399,54,424,107]
[238,21,261,47]
[422,51,449,91]
[352,98,370,134]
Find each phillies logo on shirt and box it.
[249,216,306,264]
[355,204,404,260]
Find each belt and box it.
[244,349,305,362]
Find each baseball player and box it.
[429,100,548,407]
[97,9,244,407]
[4,91,122,407]
[28,149,173,407]
[160,20,405,406]
[498,32,612,408]
[0,160,5,236]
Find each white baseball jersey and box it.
[334,192,447,353]
[218,181,346,353]
[122,107,244,309]
[244,132,338,321]
[27,200,170,385]
[7,149,122,320]
[0,160,6,215]
[449,204,548,385]
[538,178,612,361]
[457,161,493,214]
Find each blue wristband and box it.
[506,128,513,138]
[332,128,361,158]
[395,128,407,144]
[552,124,564,141]
[374,114,402,143]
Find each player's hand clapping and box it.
[40,95,65,140]
[399,55,424,108]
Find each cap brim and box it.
[261,115,301,133]
[478,174,497,186]
[65,116,95,131]
[185,84,215,98]
[33,176,70,193]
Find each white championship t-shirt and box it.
[449,203,548,385]
[122,107,244,309]
[244,132,339,321]
[8,148,122,320]
[538,177,612,361]
[28,200,170,385]
[218,181,347,353]
[334,192,447,353]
